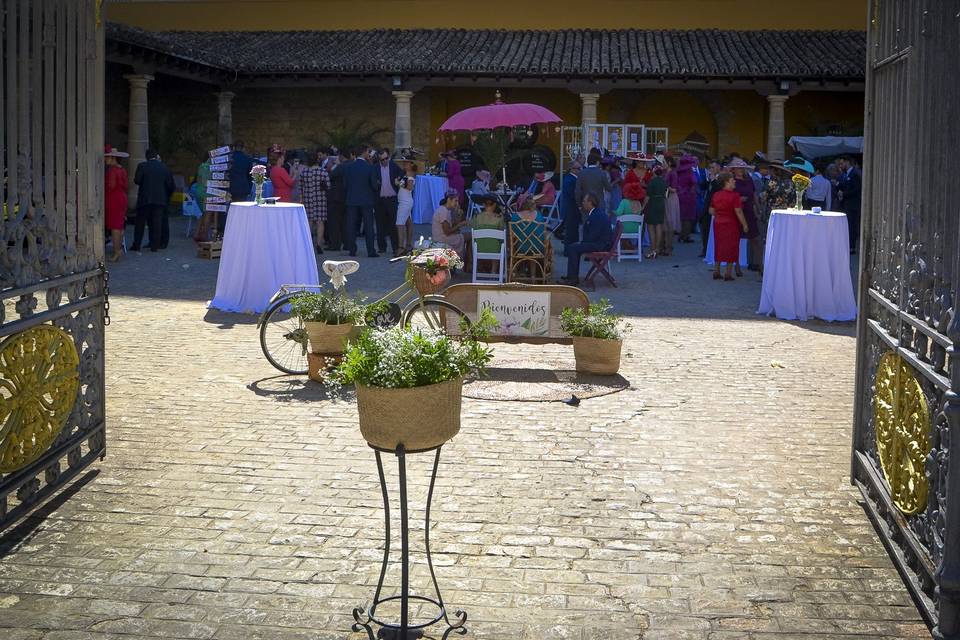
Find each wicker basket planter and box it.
[356,377,463,452]
[412,267,450,296]
[304,321,357,355]
[572,336,622,375]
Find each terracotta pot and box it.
[304,321,356,355]
[412,267,450,296]
[572,336,622,375]
[356,377,463,452]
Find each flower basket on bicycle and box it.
[411,267,450,296]
[408,248,462,296]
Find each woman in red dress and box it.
[709,171,749,281]
[104,145,129,262]
[269,151,294,202]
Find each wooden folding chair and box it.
[507,219,552,284]
[583,221,623,288]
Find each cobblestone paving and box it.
[0,220,929,639]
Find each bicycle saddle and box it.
[322,260,360,289]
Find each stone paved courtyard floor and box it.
[0,219,930,639]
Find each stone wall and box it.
[104,65,433,178]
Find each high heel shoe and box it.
[712,271,722,280]
[644,251,657,259]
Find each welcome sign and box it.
[477,290,550,337]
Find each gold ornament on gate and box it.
[0,326,79,473]
[873,351,930,515]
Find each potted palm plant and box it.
[560,299,624,375]
[289,290,366,355]
[329,312,496,451]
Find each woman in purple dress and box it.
[725,157,759,277]
[442,151,465,207]
[669,155,699,243]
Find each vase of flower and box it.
[561,299,624,375]
[251,164,268,205]
[408,248,463,296]
[327,320,495,451]
[791,174,811,210]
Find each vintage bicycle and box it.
[258,255,470,375]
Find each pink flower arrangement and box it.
[250,164,268,184]
[410,248,462,275]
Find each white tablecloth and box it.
[703,218,748,266]
[758,209,857,322]
[412,175,449,224]
[209,202,319,313]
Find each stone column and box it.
[579,93,600,151]
[123,73,153,209]
[392,90,414,149]
[217,91,235,146]
[766,95,789,162]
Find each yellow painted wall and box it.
[621,90,720,154]
[107,0,867,31]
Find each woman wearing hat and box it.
[469,194,505,267]
[725,157,759,276]
[615,180,647,242]
[104,144,129,262]
[432,189,469,260]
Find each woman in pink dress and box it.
[442,151,465,206]
[672,155,699,243]
[663,157,681,242]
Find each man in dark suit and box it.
[836,155,862,253]
[343,146,380,257]
[556,161,582,252]
[559,194,613,285]
[374,148,404,256]
[574,151,612,212]
[327,150,349,252]
[226,140,254,234]
[132,148,175,252]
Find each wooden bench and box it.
[443,283,589,344]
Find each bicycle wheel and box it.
[259,295,309,374]
[401,297,471,335]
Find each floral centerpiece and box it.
[329,317,494,451]
[408,247,463,295]
[250,164,268,204]
[791,173,811,210]
[560,299,625,375]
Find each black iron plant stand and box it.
[352,444,467,639]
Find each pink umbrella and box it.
[439,92,562,184]
[439,97,562,132]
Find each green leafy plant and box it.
[308,119,390,153]
[290,290,366,325]
[560,299,623,341]
[331,324,493,389]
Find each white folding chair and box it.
[616,214,644,262]
[466,198,481,220]
[471,229,506,283]
[541,192,561,230]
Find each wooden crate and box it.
[197,241,222,259]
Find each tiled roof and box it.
[106,23,865,80]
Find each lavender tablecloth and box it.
[209,202,319,313]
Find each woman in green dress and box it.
[614,181,647,250]
[644,166,668,258]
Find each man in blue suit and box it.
[556,161,582,252]
[559,194,612,285]
[836,155,862,253]
[342,146,380,257]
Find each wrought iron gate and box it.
[851,1,960,637]
[0,0,106,532]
